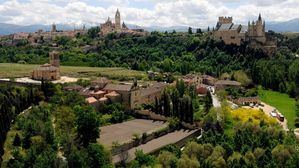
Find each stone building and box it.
[213,14,277,56]
[100,9,146,36]
[130,82,167,109]
[31,51,60,81]
[103,83,136,109]
[213,17,247,46]
[247,14,266,43]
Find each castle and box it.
[31,51,60,81]
[213,14,277,56]
[99,9,146,36]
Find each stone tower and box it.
[247,14,266,43]
[115,9,121,31]
[51,23,57,32]
[49,51,60,68]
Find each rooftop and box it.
[86,97,97,104]
[215,80,241,86]
[103,83,133,92]
[218,23,233,31]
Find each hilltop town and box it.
[0,11,278,56]
[0,6,299,168]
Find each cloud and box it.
[0,0,298,28]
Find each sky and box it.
[0,0,298,28]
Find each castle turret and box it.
[258,13,262,21]
[115,9,121,31]
[247,14,266,43]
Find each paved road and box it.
[98,119,168,147]
[112,129,199,164]
[207,86,222,121]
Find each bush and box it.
[168,118,180,129]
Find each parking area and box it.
[98,119,168,147]
[244,103,289,131]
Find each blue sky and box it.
[0,0,298,27]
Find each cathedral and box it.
[99,9,145,36]
[100,9,129,36]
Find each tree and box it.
[134,149,156,167]
[176,79,185,98]
[41,79,56,101]
[171,89,180,118]
[162,91,171,117]
[67,146,89,168]
[157,151,178,168]
[75,106,100,147]
[177,154,200,168]
[271,145,293,166]
[13,133,21,146]
[33,149,57,168]
[232,70,252,86]
[196,28,202,34]
[205,91,213,112]
[87,143,112,168]
[7,149,24,168]
[87,26,100,39]
[227,152,243,168]
[188,27,193,34]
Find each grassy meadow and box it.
[258,88,296,129]
[0,63,146,80]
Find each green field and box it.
[0,63,146,80]
[258,88,296,129]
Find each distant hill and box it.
[1,18,299,35]
[0,23,81,35]
[266,18,299,32]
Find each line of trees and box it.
[154,90,194,123]
[153,79,213,124]
[0,84,41,162]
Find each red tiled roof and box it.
[86,97,97,104]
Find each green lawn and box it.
[258,88,296,129]
[0,63,146,80]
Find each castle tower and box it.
[51,23,57,32]
[255,14,264,37]
[49,51,60,68]
[115,9,121,31]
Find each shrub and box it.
[13,133,21,146]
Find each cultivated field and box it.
[0,63,146,79]
[258,88,296,129]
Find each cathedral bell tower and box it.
[115,9,121,31]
